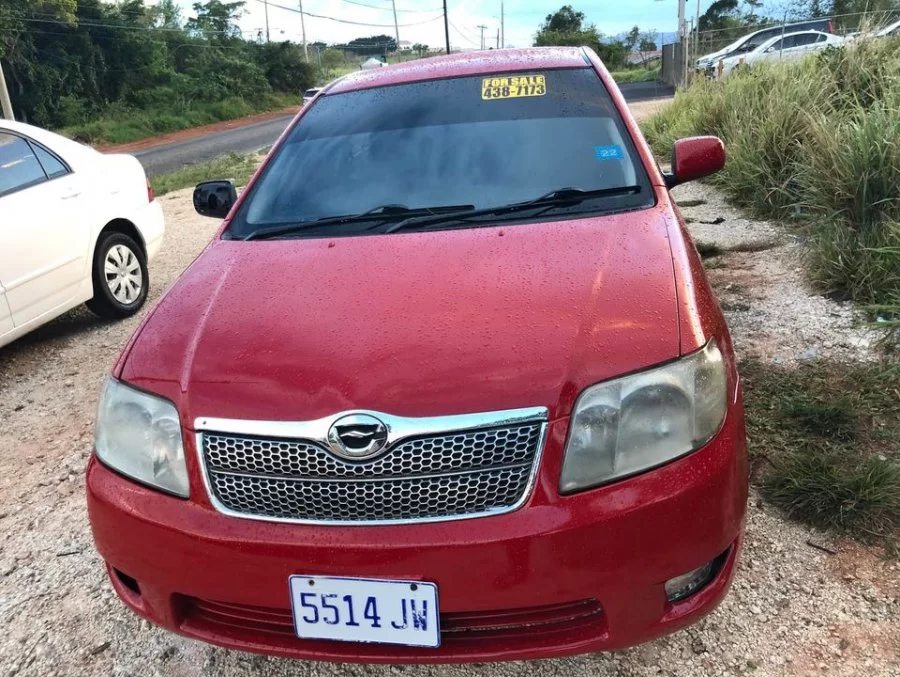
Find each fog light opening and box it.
[665,548,730,603]
[114,568,141,596]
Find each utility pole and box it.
[677,0,686,85]
[264,0,270,41]
[299,0,308,62]
[496,28,499,49]
[443,0,450,54]
[0,62,13,120]
[694,0,702,65]
[477,24,487,50]
[500,1,505,48]
[390,0,400,54]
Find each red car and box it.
[87,47,747,663]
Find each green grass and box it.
[741,359,900,538]
[151,152,261,197]
[63,93,299,146]
[640,38,900,324]
[610,66,661,83]
[695,241,724,258]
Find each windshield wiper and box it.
[240,203,474,240]
[383,185,642,235]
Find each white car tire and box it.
[86,232,149,319]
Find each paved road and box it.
[136,81,675,176]
[136,114,295,176]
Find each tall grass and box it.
[610,66,661,83]
[63,93,299,146]
[641,38,900,315]
[741,359,900,538]
[150,152,262,196]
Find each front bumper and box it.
[87,401,747,663]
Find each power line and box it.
[447,19,479,46]
[338,0,443,12]
[252,0,443,28]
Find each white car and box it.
[0,120,164,349]
[718,30,844,76]
[876,19,900,37]
[302,87,321,105]
[695,19,834,70]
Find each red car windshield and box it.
[226,67,653,239]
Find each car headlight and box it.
[559,339,727,494]
[94,377,189,498]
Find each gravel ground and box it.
[1,178,898,676]
[672,182,879,365]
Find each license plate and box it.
[288,575,440,648]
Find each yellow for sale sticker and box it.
[481,74,546,100]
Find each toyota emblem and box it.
[327,414,389,460]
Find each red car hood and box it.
[122,204,681,423]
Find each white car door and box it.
[0,131,91,327]
[754,37,785,66]
[0,282,13,340]
[781,33,820,61]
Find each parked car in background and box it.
[696,18,834,72]
[718,30,844,76]
[0,120,163,349]
[846,18,900,41]
[302,87,321,105]
[88,47,748,662]
[877,18,900,37]
[361,56,388,69]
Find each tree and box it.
[254,41,315,92]
[542,5,586,33]
[346,34,397,55]
[624,25,641,52]
[321,48,344,76]
[534,5,627,69]
[412,43,429,56]
[186,0,245,41]
[698,0,741,32]
[639,30,659,53]
[150,0,183,28]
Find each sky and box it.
[167,0,701,50]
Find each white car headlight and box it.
[559,339,727,494]
[94,378,189,497]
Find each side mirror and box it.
[664,136,726,189]
[193,180,238,218]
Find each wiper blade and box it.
[520,186,641,206]
[383,185,642,235]
[241,204,474,240]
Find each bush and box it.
[641,37,900,311]
[741,359,900,537]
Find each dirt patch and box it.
[828,539,900,600]
[628,97,673,123]
[673,182,878,365]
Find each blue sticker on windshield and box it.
[594,145,624,161]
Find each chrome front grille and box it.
[196,408,547,524]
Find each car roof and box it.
[327,47,590,95]
[878,18,900,35]
[0,119,99,161]
[756,30,826,47]
[746,18,830,37]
